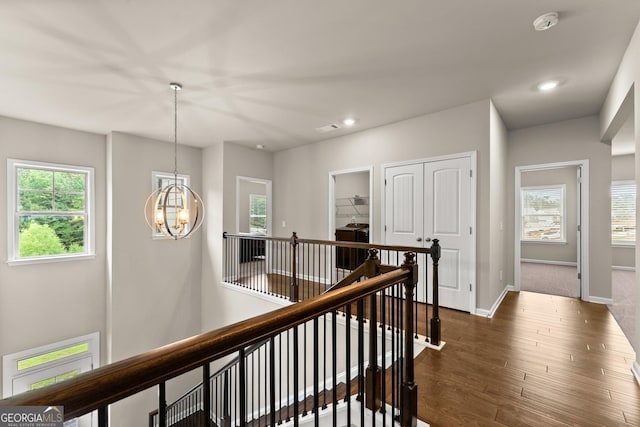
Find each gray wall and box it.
[520,167,578,264]
[507,116,612,300]
[611,154,635,268]
[108,132,203,426]
[202,142,274,332]
[0,116,107,396]
[272,99,508,312]
[600,17,639,358]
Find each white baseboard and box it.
[588,295,614,305]
[633,361,640,386]
[476,285,514,318]
[521,258,577,267]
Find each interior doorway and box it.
[328,167,373,242]
[515,160,589,299]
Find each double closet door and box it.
[384,155,473,312]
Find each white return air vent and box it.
[315,123,341,133]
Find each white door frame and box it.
[381,151,477,314]
[328,166,374,241]
[514,160,589,299]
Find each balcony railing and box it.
[0,252,430,427]
[223,232,442,346]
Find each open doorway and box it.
[609,100,636,347]
[515,160,589,299]
[328,167,373,242]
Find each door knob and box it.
[425,237,432,242]
[416,237,422,242]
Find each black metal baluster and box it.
[346,303,352,427]
[159,382,166,427]
[332,309,337,426]
[239,348,246,427]
[313,317,320,427]
[293,326,300,427]
[203,363,210,426]
[270,337,276,427]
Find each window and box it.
[611,180,635,244]
[249,194,267,235]
[521,185,565,242]
[7,159,94,264]
[150,171,190,238]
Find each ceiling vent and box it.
[533,12,559,31]
[315,123,341,133]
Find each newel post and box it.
[289,232,299,302]
[365,249,382,411]
[430,239,441,346]
[401,252,418,427]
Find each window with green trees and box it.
[8,159,94,263]
[249,194,267,234]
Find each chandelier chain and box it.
[173,85,178,179]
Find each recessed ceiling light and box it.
[256,144,265,150]
[537,80,559,91]
[533,12,559,31]
[342,117,356,127]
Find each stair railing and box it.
[0,253,422,427]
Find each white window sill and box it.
[520,240,567,245]
[612,242,635,248]
[7,253,96,266]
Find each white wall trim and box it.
[476,285,513,318]
[521,259,577,267]
[632,361,640,387]
[515,160,589,301]
[588,295,614,305]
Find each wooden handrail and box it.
[223,232,431,254]
[0,267,412,421]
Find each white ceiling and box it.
[1,1,639,152]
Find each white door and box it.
[424,157,472,311]
[385,156,473,312]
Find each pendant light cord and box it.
[173,85,178,181]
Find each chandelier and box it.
[144,83,204,239]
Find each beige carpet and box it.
[520,262,635,350]
[609,269,636,349]
[520,261,579,298]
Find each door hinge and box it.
[469,226,472,235]
[577,225,581,232]
[470,170,473,178]
[469,283,472,292]
[384,179,387,186]
[384,225,387,232]
[578,273,581,280]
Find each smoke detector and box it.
[533,12,559,31]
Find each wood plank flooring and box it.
[415,291,640,426]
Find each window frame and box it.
[611,180,636,246]
[7,159,95,265]
[520,184,567,244]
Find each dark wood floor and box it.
[416,291,640,426]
